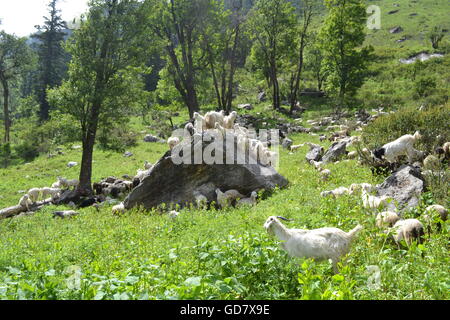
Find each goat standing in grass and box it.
[264,216,363,273]
[373,131,421,163]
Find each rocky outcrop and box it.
[124,138,288,210]
[376,165,426,211]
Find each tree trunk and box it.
[77,103,100,196]
[270,61,280,110]
[290,41,305,113]
[1,77,10,143]
[185,81,199,118]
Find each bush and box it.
[0,143,11,168]
[414,75,437,98]
[361,104,450,153]
[15,142,39,162]
[97,126,138,152]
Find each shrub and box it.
[414,75,437,98]
[97,126,138,152]
[0,143,11,168]
[15,142,39,162]
[361,104,450,154]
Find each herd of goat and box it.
[11,108,449,273]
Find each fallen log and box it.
[0,200,52,220]
[0,205,25,220]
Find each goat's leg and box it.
[332,259,339,274]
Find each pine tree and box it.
[31,0,69,121]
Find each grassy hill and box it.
[364,0,450,49]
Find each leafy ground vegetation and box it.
[0,102,448,300]
[0,0,449,300]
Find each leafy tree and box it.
[31,0,69,121]
[0,31,34,143]
[305,36,327,92]
[200,0,248,113]
[287,0,316,113]
[246,0,296,110]
[318,0,373,107]
[428,25,445,50]
[144,0,219,118]
[48,0,150,195]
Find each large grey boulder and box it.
[376,165,426,211]
[305,144,324,162]
[124,138,289,210]
[322,141,347,163]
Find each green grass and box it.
[0,103,448,300]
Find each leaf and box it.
[94,291,105,300]
[45,269,56,276]
[125,275,139,284]
[332,274,344,282]
[184,276,202,287]
[7,267,21,275]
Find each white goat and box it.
[215,188,245,208]
[424,204,448,222]
[348,183,374,195]
[347,151,358,159]
[205,110,225,129]
[236,191,258,207]
[27,188,41,203]
[193,112,207,132]
[423,155,440,171]
[112,203,125,214]
[168,137,180,150]
[423,204,448,234]
[443,142,450,155]
[193,191,208,209]
[321,186,349,198]
[66,179,79,189]
[374,131,421,163]
[319,168,331,181]
[290,144,305,152]
[18,194,32,210]
[41,187,61,202]
[309,160,323,171]
[135,168,151,182]
[375,211,401,228]
[56,177,78,189]
[265,150,277,167]
[264,216,363,273]
[223,111,237,129]
[390,219,424,246]
[361,189,392,211]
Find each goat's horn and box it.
[277,216,293,221]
